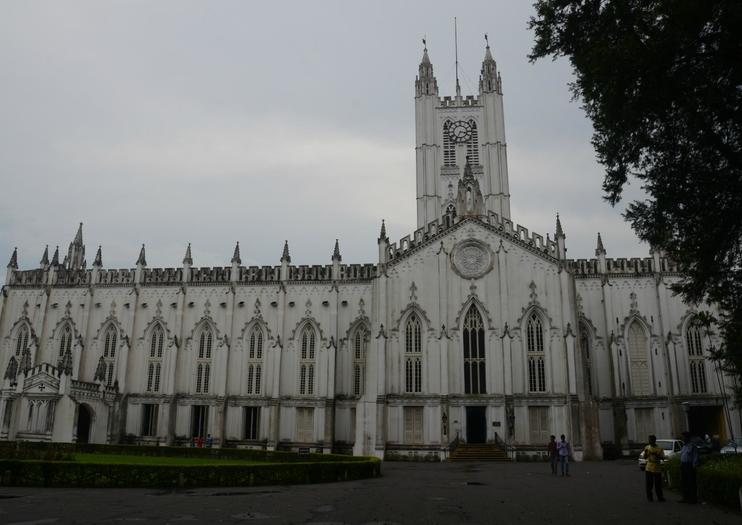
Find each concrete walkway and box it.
[0,460,739,524]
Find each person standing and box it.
[679,432,699,503]
[547,435,558,475]
[642,435,665,502]
[557,434,571,477]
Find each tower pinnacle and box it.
[415,40,438,97]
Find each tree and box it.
[529,1,742,401]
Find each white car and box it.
[720,439,741,455]
[638,439,683,470]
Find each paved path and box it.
[0,460,739,524]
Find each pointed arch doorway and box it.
[77,404,92,443]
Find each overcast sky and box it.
[0,0,649,272]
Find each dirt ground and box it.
[0,459,739,524]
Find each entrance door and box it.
[191,405,209,438]
[466,406,487,443]
[688,405,725,441]
[77,405,92,443]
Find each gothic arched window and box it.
[579,323,593,397]
[102,325,118,387]
[466,120,479,165]
[146,324,164,393]
[405,313,423,393]
[463,306,486,394]
[352,325,368,396]
[686,321,707,393]
[299,325,316,395]
[15,324,29,356]
[628,321,650,396]
[527,312,546,392]
[58,324,73,357]
[195,327,213,394]
[246,326,264,395]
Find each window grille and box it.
[246,327,264,395]
[528,406,549,443]
[686,322,707,393]
[628,322,650,395]
[59,325,72,357]
[102,325,118,387]
[463,306,486,394]
[442,121,455,167]
[403,406,424,444]
[195,327,213,394]
[405,314,423,393]
[466,120,479,165]
[299,326,316,395]
[352,326,368,396]
[146,325,164,392]
[15,325,29,356]
[527,313,546,392]
[296,407,314,442]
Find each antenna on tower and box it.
[454,17,461,97]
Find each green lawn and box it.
[72,453,262,466]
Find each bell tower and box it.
[414,38,511,228]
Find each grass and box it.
[72,453,263,466]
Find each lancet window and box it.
[195,328,213,394]
[102,325,118,387]
[628,321,650,396]
[146,325,164,393]
[405,313,423,393]
[15,324,29,356]
[463,306,486,394]
[246,326,264,395]
[352,325,368,397]
[686,321,707,394]
[442,120,455,167]
[58,324,72,357]
[466,120,479,165]
[579,323,593,397]
[299,325,316,396]
[527,312,546,393]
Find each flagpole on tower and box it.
[454,17,461,97]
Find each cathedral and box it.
[1,42,739,460]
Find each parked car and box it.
[638,439,683,470]
[720,439,741,455]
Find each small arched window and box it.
[686,321,707,393]
[59,324,73,357]
[442,120,455,167]
[526,312,546,392]
[463,306,486,394]
[102,325,118,387]
[246,326,264,395]
[352,325,368,396]
[146,324,164,393]
[628,321,650,396]
[405,313,423,393]
[299,325,316,395]
[15,324,29,356]
[195,327,213,394]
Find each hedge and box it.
[0,458,382,488]
[666,455,742,509]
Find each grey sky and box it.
[0,0,648,272]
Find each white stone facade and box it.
[1,44,739,459]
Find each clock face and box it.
[447,120,473,143]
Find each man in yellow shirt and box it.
[642,435,665,502]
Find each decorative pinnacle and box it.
[231,241,241,264]
[281,240,291,263]
[93,245,102,267]
[378,219,388,242]
[40,245,49,267]
[7,247,18,269]
[183,243,193,265]
[136,244,147,266]
[73,222,83,245]
[555,213,565,238]
[332,239,341,262]
[51,246,60,266]
[595,232,606,256]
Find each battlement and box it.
[439,95,480,108]
[568,256,681,277]
[387,212,559,263]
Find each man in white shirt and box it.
[557,434,571,477]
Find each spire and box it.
[462,156,475,182]
[378,219,388,243]
[136,244,147,266]
[66,222,85,270]
[231,242,241,264]
[93,245,103,267]
[281,240,291,263]
[73,222,83,245]
[7,247,18,269]
[332,239,341,262]
[51,246,60,266]
[40,245,49,267]
[480,33,498,94]
[183,243,193,265]
[555,213,565,238]
[415,39,438,97]
[595,232,606,256]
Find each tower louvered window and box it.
[628,322,650,396]
[686,322,707,394]
[299,325,316,395]
[463,306,486,394]
[147,325,164,393]
[442,121,456,167]
[58,325,72,357]
[195,328,213,394]
[15,325,29,356]
[102,325,118,387]
[405,313,423,393]
[352,326,368,396]
[246,326,263,395]
[527,313,546,392]
[466,120,479,165]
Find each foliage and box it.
[529,1,742,401]
[665,455,742,509]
